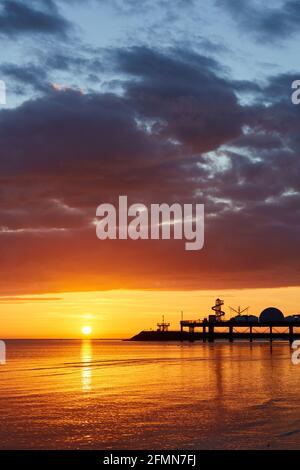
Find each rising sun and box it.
[82,326,92,336]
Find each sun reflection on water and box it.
[81,339,92,392]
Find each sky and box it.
[0,0,300,337]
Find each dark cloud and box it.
[0,47,245,177]
[0,51,104,97]
[0,87,177,175]
[0,62,49,95]
[217,0,300,41]
[0,47,300,294]
[115,47,243,153]
[0,0,71,38]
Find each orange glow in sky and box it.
[1,286,300,339]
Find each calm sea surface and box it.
[0,340,300,449]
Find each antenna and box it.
[229,306,249,316]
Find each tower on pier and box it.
[157,315,170,332]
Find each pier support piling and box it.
[208,323,214,343]
[289,325,294,344]
[189,326,195,342]
[203,325,207,343]
[229,325,233,343]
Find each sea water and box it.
[0,340,299,449]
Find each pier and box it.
[178,298,300,343]
[180,319,300,343]
[129,298,300,342]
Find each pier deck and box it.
[180,320,300,343]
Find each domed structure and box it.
[259,307,284,323]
